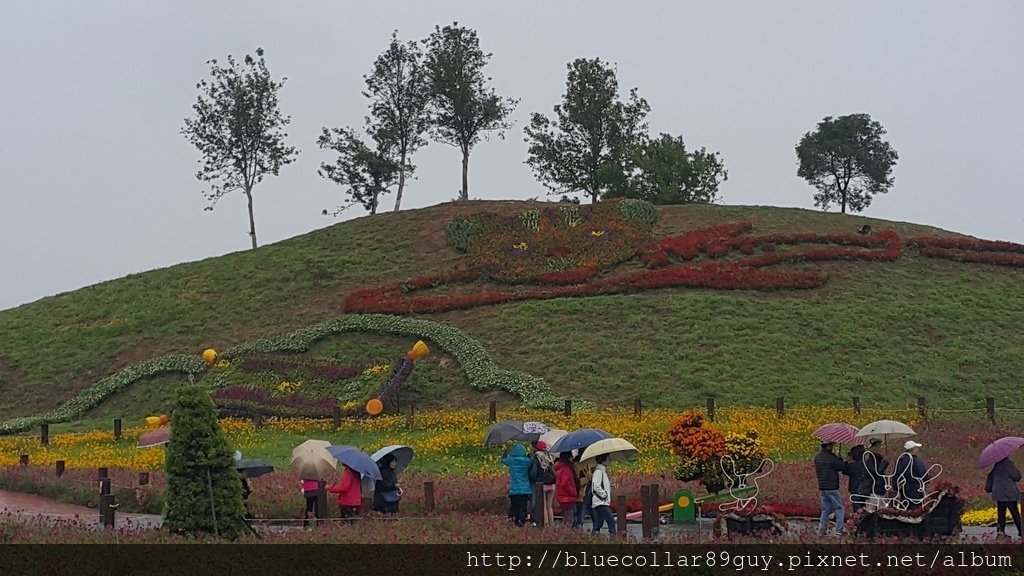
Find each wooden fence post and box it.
[987,397,996,424]
[640,485,652,539]
[616,494,627,537]
[40,424,49,446]
[634,397,642,419]
[254,412,263,429]
[776,397,785,417]
[706,397,716,422]
[918,397,927,422]
[99,478,114,528]
[19,454,28,466]
[98,467,109,481]
[852,396,861,416]
[55,460,65,477]
[332,405,341,430]
[138,472,150,486]
[113,418,122,440]
[564,400,572,417]
[488,401,497,423]
[650,484,660,537]
[424,481,435,514]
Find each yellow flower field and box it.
[0,406,918,473]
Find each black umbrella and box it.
[484,420,550,446]
[235,458,275,479]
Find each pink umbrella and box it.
[978,437,1024,469]
[138,427,171,448]
[812,423,861,445]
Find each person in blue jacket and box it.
[501,443,532,526]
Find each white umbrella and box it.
[579,438,638,464]
[854,420,917,443]
[538,429,567,449]
[290,439,337,480]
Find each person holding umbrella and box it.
[374,454,403,514]
[589,454,615,535]
[845,444,870,511]
[501,443,532,526]
[864,439,889,510]
[986,457,1022,538]
[327,464,362,518]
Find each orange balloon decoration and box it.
[159,414,169,425]
[366,398,384,416]
[202,349,218,364]
[406,340,430,361]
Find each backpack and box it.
[541,461,556,485]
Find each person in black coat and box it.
[813,442,848,536]
[373,454,401,514]
[845,445,871,511]
[986,457,1023,537]
[864,439,889,508]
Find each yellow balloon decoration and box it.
[144,416,161,428]
[366,398,384,416]
[406,340,430,361]
[202,349,218,364]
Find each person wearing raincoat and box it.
[327,465,362,518]
[986,456,1022,538]
[373,454,402,514]
[501,443,532,526]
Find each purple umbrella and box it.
[812,423,861,445]
[978,437,1024,469]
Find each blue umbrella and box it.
[371,445,415,475]
[327,445,383,481]
[550,428,613,453]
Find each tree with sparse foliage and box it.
[524,58,649,203]
[182,48,298,249]
[317,127,399,215]
[163,384,247,540]
[424,23,518,201]
[795,113,898,214]
[364,31,431,212]
[618,133,728,204]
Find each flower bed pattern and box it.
[345,217,905,315]
[910,236,1024,268]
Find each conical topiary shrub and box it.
[163,383,246,540]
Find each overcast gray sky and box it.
[2,1,1022,310]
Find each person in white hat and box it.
[893,440,930,509]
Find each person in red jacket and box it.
[327,465,362,518]
[554,451,578,526]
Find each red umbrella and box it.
[138,427,171,448]
[812,423,861,445]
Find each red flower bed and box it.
[910,236,1024,268]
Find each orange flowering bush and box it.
[667,410,726,484]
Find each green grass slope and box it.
[2,201,1022,425]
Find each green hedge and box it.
[0,315,585,435]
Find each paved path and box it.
[0,489,163,529]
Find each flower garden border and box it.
[0,315,581,435]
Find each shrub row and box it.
[910,236,1024,268]
[222,315,582,410]
[0,354,205,435]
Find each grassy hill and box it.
[2,201,1023,430]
